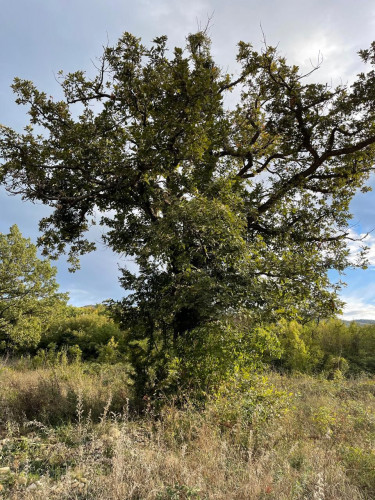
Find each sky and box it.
[1,0,375,318]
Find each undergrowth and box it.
[0,363,374,499]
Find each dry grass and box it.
[0,367,374,499]
[0,362,131,425]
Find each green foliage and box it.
[304,319,375,375]
[120,314,282,399]
[171,316,282,392]
[311,405,337,436]
[97,336,123,364]
[32,343,82,368]
[41,306,127,361]
[342,446,375,495]
[0,225,68,351]
[351,323,375,372]
[208,371,291,431]
[2,32,375,393]
[272,319,310,372]
[270,318,375,376]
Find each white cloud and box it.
[340,295,375,321]
[346,228,375,267]
[336,229,375,320]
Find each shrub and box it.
[207,370,291,431]
[342,446,375,495]
[161,316,282,398]
[32,344,82,368]
[272,319,310,372]
[41,307,127,361]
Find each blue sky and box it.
[1,0,375,318]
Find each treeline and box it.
[4,304,375,380]
[270,319,375,377]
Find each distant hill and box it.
[342,319,375,325]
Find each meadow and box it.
[0,359,374,499]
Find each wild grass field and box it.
[0,361,374,499]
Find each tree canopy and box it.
[1,32,375,389]
[0,225,68,350]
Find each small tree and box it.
[0,225,68,350]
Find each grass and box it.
[0,362,374,499]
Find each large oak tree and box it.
[1,32,375,389]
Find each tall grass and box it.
[0,361,131,425]
[0,364,374,499]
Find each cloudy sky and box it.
[1,0,375,318]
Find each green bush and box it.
[273,319,311,372]
[161,315,282,398]
[207,370,291,432]
[97,337,125,364]
[32,343,82,368]
[41,307,127,361]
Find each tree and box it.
[0,225,68,350]
[1,32,375,390]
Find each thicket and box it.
[38,306,128,364]
[272,319,375,377]
[5,302,375,381]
